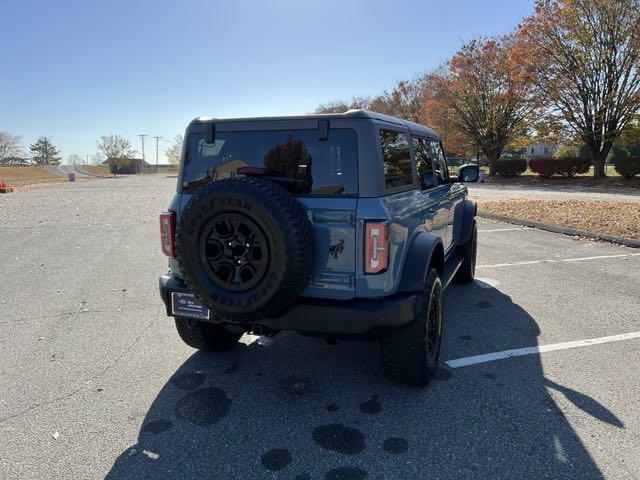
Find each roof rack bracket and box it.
[205,123,215,144]
[318,120,329,141]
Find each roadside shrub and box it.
[561,157,591,177]
[528,156,591,178]
[614,156,640,178]
[493,158,527,176]
[528,157,556,178]
[610,144,630,162]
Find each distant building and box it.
[102,157,148,174]
[526,142,557,158]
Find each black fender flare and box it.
[452,199,477,247]
[397,232,445,293]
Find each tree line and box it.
[94,134,183,172]
[0,133,63,166]
[315,0,640,178]
[0,132,183,168]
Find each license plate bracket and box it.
[171,292,210,320]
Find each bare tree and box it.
[165,134,183,165]
[96,134,136,159]
[91,151,105,165]
[67,153,83,166]
[314,96,372,114]
[97,134,137,174]
[519,0,640,177]
[0,131,25,165]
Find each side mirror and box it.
[421,171,435,189]
[458,164,479,182]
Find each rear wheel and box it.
[174,317,242,352]
[455,219,477,283]
[380,268,443,386]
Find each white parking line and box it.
[477,252,640,269]
[478,227,524,233]
[240,334,261,345]
[446,331,640,368]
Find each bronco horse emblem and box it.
[329,239,345,259]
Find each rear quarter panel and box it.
[355,191,441,297]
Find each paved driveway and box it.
[467,181,640,202]
[1,176,639,479]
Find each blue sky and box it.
[0,0,533,163]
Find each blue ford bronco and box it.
[159,110,479,386]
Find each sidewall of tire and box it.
[455,219,477,283]
[176,178,313,321]
[380,268,443,387]
[182,193,287,316]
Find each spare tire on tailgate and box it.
[176,177,314,322]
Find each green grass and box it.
[470,164,620,177]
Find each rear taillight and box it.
[364,221,389,274]
[160,212,175,257]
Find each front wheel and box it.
[174,317,243,352]
[455,219,477,283]
[380,268,443,386]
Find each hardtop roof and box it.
[190,109,441,140]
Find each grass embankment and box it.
[81,165,110,176]
[479,198,640,239]
[0,167,65,186]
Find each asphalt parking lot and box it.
[1,175,639,480]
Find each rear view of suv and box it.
[159,110,478,386]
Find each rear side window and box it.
[380,129,413,189]
[412,137,434,188]
[183,129,358,195]
[430,141,449,184]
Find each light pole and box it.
[154,136,161,166]
[138,134,148,174]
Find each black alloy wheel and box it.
[200,213,270,293]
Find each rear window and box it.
[183,129,358,195]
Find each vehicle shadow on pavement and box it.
[106,282,619,479]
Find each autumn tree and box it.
[369,78,427,121]
[417,73,477,156]
[165,134,183,165]
[314,78,426,121]
[30,137,61,165]
[430,36,536,175]
[519,0,640,178]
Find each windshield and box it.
[183,128,358,195]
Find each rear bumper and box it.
[159,273,420,337]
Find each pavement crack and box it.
[0,316,158,424]
[0,307,156,326]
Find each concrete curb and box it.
[478,211,640,249]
